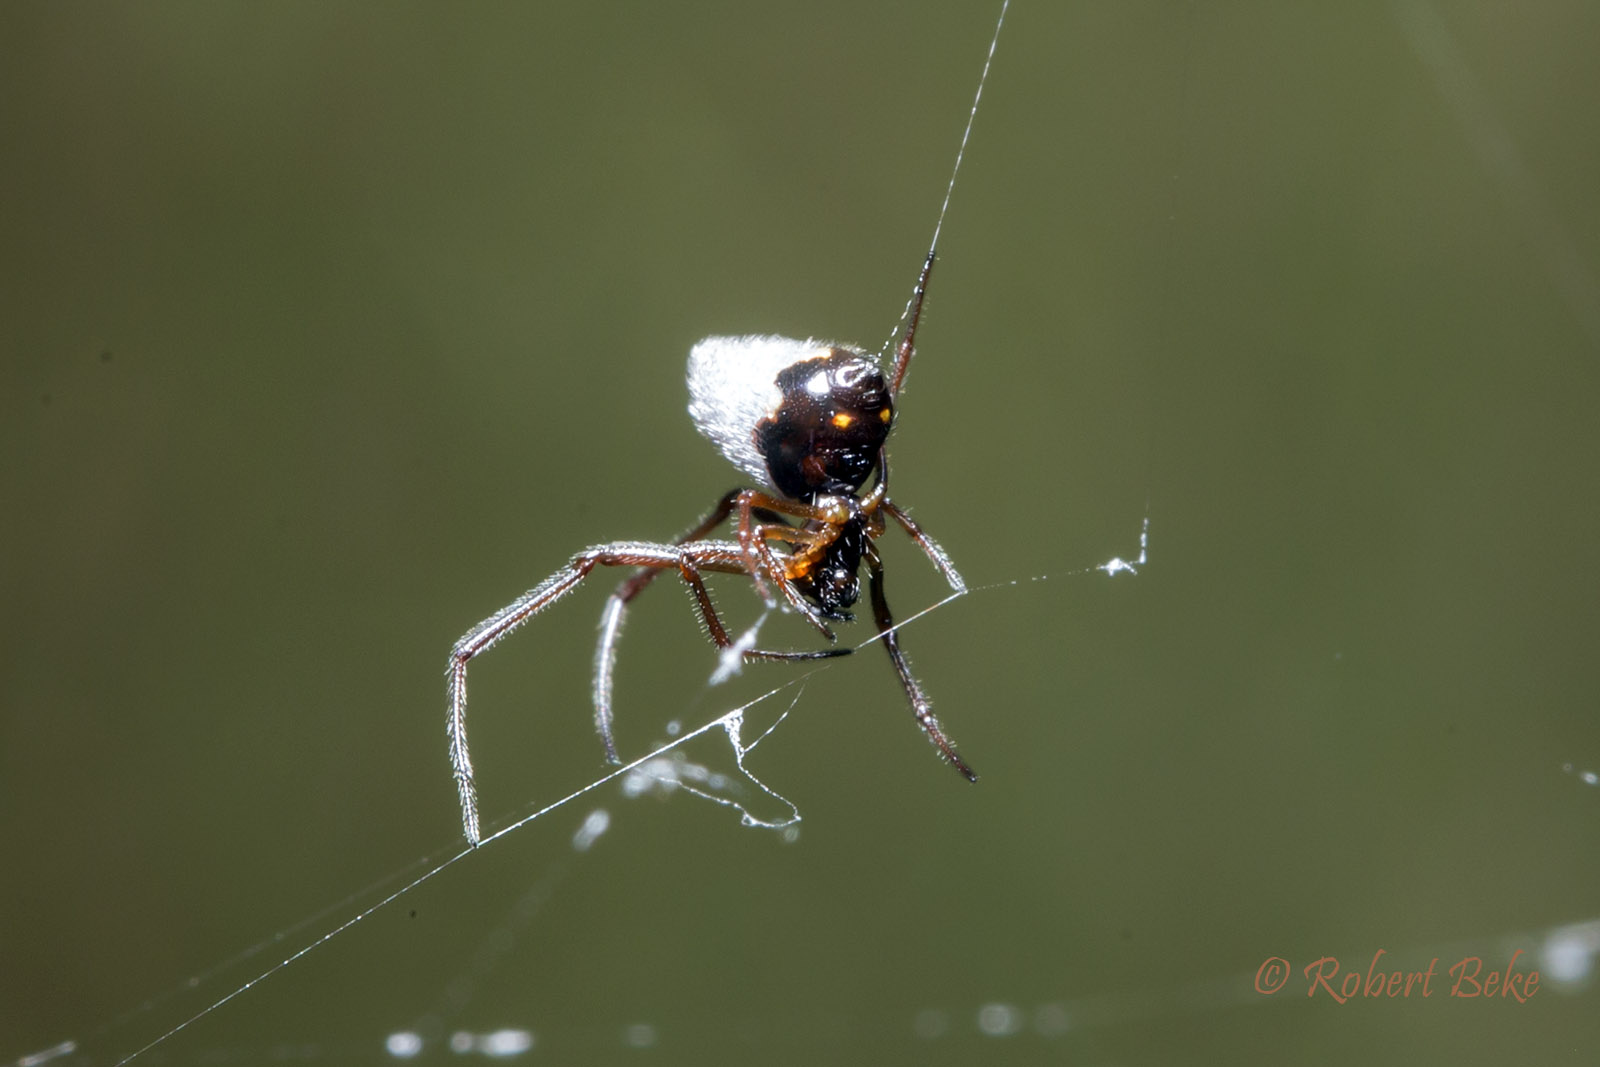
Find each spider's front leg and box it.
[450,539,844,846]
[593,491,744,764]
[449,543,675,845]
[867,454,964,595]
[862,539,977,783]
[881,498,966,594]
[592,489,844,763]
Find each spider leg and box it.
[863,540,977,783]
[601,487,831,622]
[451,539,844,845]
[864,453,963,591]
[888,248,936,398]
[594,489,741,757]
[881,498,966,593]
[746,517,837,636]
[731,491,851,639]
[593,492,836,767]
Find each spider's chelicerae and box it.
[447,6,1007,846]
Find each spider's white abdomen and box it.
[686,335,842,489]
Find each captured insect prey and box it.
[447,5,1008,847]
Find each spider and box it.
[447,6,1008,847]
[446,250,972,845]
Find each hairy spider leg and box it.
[888,249,935,398]
[863,453,966,596]
[864,537,976,781]
[882,498,966,594]
[449,538,846,845]
[593,486,879,762]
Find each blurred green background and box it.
[4,2,1597,1064]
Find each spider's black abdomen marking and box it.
[795,515,868,619]
[756,348,893,501]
